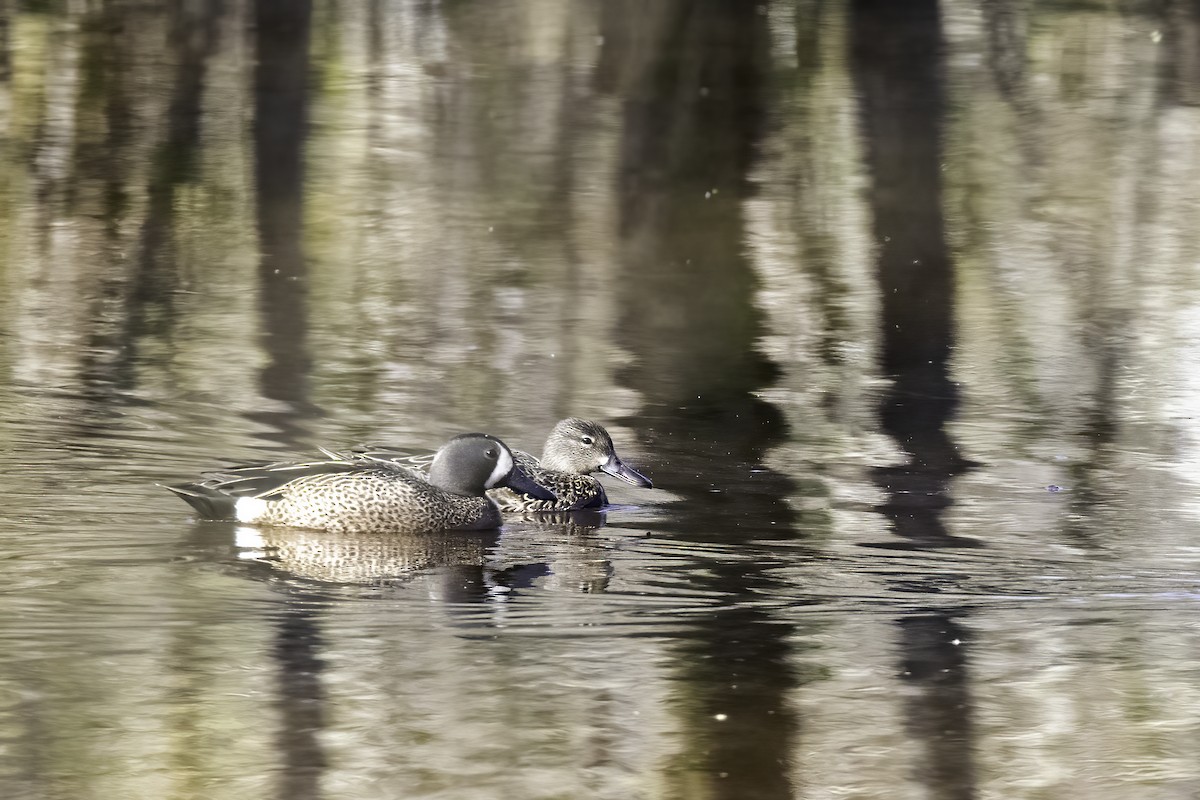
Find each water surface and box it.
[2,1,1200,798]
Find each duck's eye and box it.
[484,448,498,460]
[580,436,594,446]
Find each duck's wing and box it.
[166,452,426,520]
[324,444,435,475]
[491,471,605,512]
[511,450,542,472]
[203,459,391,500]
[335,445,540,472]
[165,458,340,519]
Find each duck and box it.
[165,433,553,534]
[345,418,653,512]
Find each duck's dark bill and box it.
[502,465,556,500]
[599,455,653,488]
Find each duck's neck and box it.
[428,466,484,497]
[539,450,574,473]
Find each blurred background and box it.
[3,0,1200,798]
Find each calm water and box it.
[3,0,1200,798]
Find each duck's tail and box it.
[163,483,238,520]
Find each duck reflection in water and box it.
[166,433,553,534]
[489,510,614,594]
[232,508,612,597]
[234,525,500,588]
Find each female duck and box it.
[166,433,551,534]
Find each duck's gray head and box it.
[429,433,556,500]
[540,418,653,488]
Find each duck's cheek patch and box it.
[486,450,514,489]
[235,497,269,523]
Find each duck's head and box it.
[430,434,555,499]
[540,418,654,488]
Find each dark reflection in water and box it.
[0,2,9,85]
[610,3,800,797]
[273,604,327,800]
[611,2,777,417]
[610,0,793,535]
[900,616,976,800]
[69,5,133,400]
[117,0,224,386]
[254,0,316,442]
[853,0,971,548]
[854,4,978,797]
[55,0,224,440]
[1162,0,1200,106]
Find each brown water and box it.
[3,0,1200,798]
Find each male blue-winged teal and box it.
[348,419,653,512]
[166,433,552,534]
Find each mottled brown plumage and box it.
[488,450,611,512]
[166,434,552,534]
